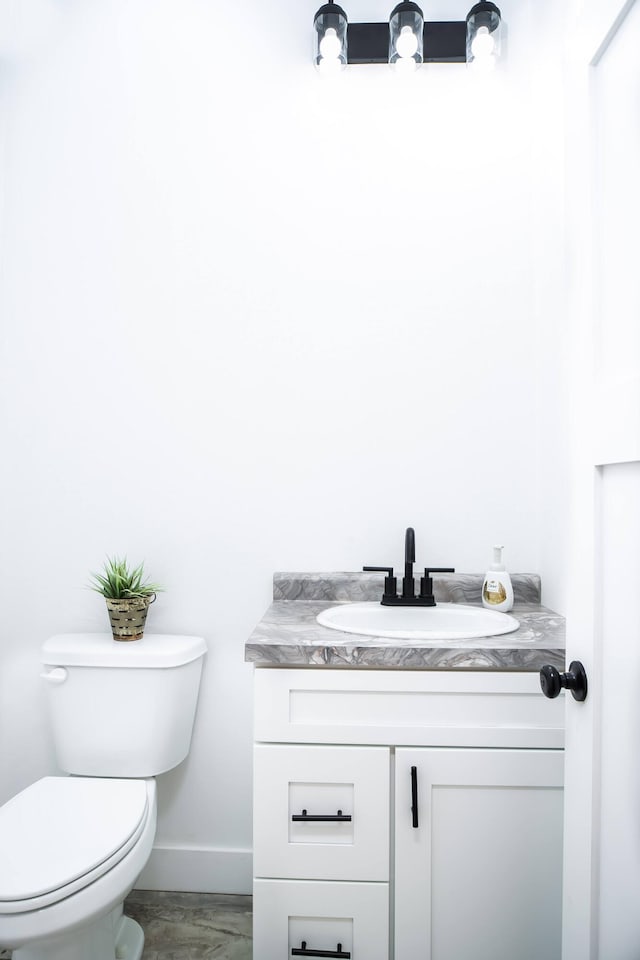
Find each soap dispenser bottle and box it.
[482,545,514,612]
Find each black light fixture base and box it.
[347,20,467,64]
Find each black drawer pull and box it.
[411,765,419,828]
[291,809,352,822]
[292,941,351,958]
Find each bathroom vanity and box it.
[245,573,566,960]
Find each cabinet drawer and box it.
[254,744,389,881]
[254,668,564,748]
[253,878,389,960]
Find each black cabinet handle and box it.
[291,809,352,822]
[292,942,351,958]
[411,765,419,828]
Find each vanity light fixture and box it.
[465,1,502,69]
[314,2,348,74]
[389,2,424,73]
[312,1,501,70]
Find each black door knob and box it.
[540,661,588,702]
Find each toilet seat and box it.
[0,777,149,914]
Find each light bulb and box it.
[471,25,495,59]
[318,54,342,75]
[394,54,418,74]
[395,24,418,59]
[319,26,342,60]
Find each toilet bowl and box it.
[0,777,157,960]
[0,633,206,960]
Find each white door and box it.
[562,1,640,957]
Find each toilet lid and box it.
[0,777,149,907]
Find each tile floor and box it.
[126,891,253,959]
[0,891,253,960]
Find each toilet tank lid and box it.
[42,634,207,668]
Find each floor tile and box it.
[0,892,252,960]
[125,891,253,959]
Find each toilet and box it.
[0,632,206,960]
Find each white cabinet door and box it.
[395,747,564,960]
[254,744,389,881]
[253,878,389,960]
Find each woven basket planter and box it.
[105,594,155,642]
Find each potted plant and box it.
[89,556,162,642]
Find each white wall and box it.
[0,0,568,892]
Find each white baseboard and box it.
[135,844,253,896]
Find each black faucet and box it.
[364,527,454,606]
[403,527,416,599]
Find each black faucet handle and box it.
[420,567,455,600]
[363,566,398,600]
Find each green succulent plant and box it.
[89,556,162,600]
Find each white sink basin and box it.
[316,602,519,641]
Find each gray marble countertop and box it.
[245,573,565,672]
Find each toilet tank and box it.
[41,634,207,777]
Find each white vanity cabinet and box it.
[252,667,565,960]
